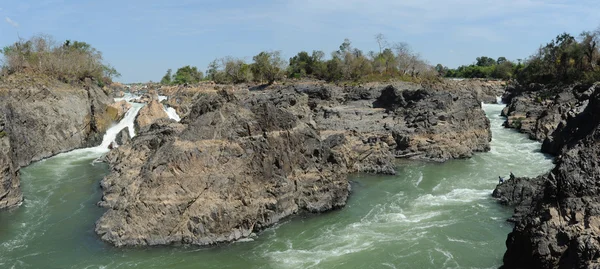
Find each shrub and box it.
[1,35,120,84]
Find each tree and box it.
[223,57,252,84]
[435,64,447,76]
[375,33,387,54]
[1,34,118,84]
[497,57,507,65]
[171,65,203,85]
[288,50,326,79]
[251,51,286,84]
[476,56,496,67]
[160,69,172,84]
[206,60,220,81]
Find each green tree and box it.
[206,60,220,81]
[476,56,497,67]
[288,50,326,79]
[223,57,252,84]
[172,65,203,85]
[161,69,172,84]
[251,51,286,84]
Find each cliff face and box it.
[96,82,494,247]
[0,77,120,209]
[494,83,600,268]
[0,113,20,208]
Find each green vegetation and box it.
[442,56,519,80]
[160,66,203,85]
[443,28,600,86]
[0,35,120,85]
[200,34,437,85]
[0,131,6,138]
[515,31,600,85]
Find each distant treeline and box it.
[438,56,521,80]
[0,35,120,86]
[160,35,439,85]
[441,28,600,85]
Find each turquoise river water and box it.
[0,103,554,269]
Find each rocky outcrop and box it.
[96,89,350,246]
[435,79,506,103]
[115,128,131,146]
[134,100,169,131]
[106,100,132,122]
[96,81,493,246]
[0,113,20,208]
[309,83,491,163]
[494,85,600,268]
[500,83,595,144]
[0,76,118,209]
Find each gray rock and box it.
[115,128,130,146]
[495,85,600,268]
[0,78,116,209]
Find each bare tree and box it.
[375,33,387,54]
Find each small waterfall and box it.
[164,106,181,122]
[158,95,181,122]
[496,96,504,105]
[98,102,144,149]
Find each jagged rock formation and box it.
[96,89,350,246]
[134,99,168,131]
[115,128,131,146]
[106,100,132,122]
[0,76,120,209]
[501,83,594,144]
[96,82,493,247]
[494,83,600,268]
[0,112,20,208]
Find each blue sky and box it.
[0,0,598,83]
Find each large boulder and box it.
[105,100,132,122]
[134,100,169,131]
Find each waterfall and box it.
[98,102,144,149]
[496,96,504,104]
[158,95,181,122]
[164,106,181,122]
[56,97,144,158]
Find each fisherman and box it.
[510,172,515,180]
[498,176,504,184]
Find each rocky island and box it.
[95,80,501,246]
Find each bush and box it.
[1,35,119,84]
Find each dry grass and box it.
[1,34,118,85]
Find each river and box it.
[0,102,554,269]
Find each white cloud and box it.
[5,17,19,28]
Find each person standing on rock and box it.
[509,172,515,180]
[498,176,504,184]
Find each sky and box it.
[0,0,599,83]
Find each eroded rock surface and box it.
[0,77,118,209]
[96,90,350,246]
[494,85,600,268]
[97,81,494,246]
[134,99,168,131]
